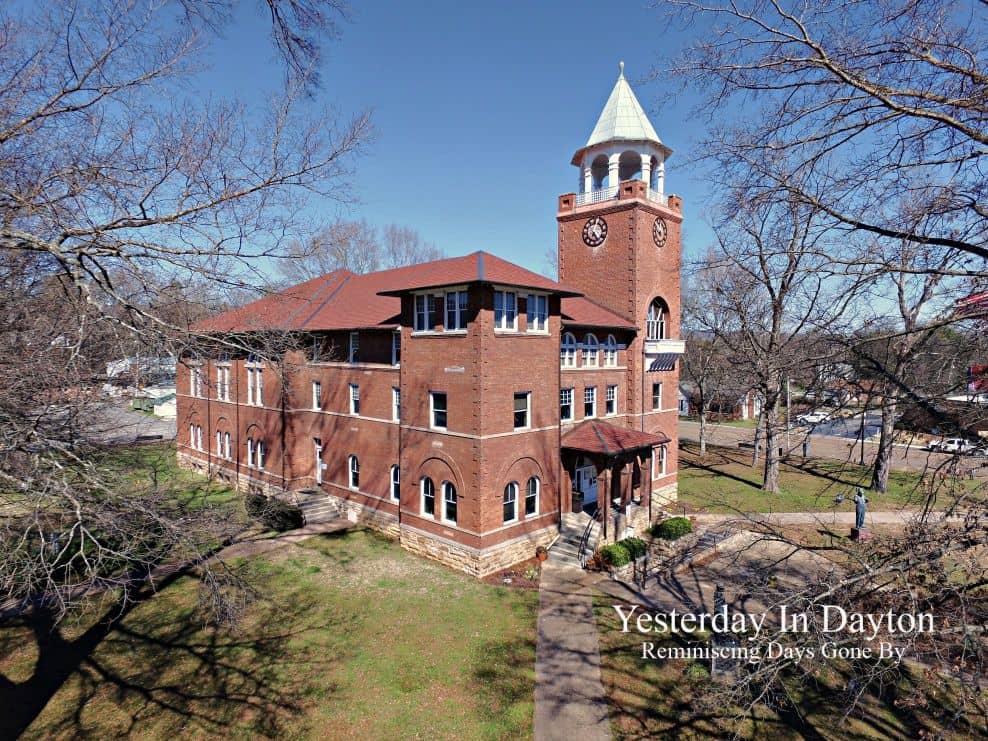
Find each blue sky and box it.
[201,0,712,276]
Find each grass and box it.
[592,595,978,740]
[677,441,948,513]
[5,528,538,739]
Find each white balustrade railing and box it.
[574,184,669,207]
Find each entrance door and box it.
[576,465,598,506]
[314,438,325,484]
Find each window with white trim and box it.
[560,388,574,421]
[606,385,617,416]
[430,391,447,430]
[349,384,360,415]
[604,335,618,367]
[256,439,265,471]
[584,387,596,418]
[392,330,401,365]
[421,476,435,515]
[414,294,435,332]
[503,482,518,523]
[527,293,548,332]
[224,431,231,460]
[216,365,230,401]
[513,391,530,430]
[196,425,203,451]
[646,299,668,341]
[348,331,360,363]
[652,382,662,411]
[348,454,360,489]
[525,477,539,516]
[391,465,400,500]
[191,366,203,397]
[561,333,577,368]
[246,438,254,467]
[653,445,667,477]
[444,289,468,331]
[216,430,223,457]
[493,290,517,331]
[442,481,457,524]
[246,357,263,406]
[583,334,599,367]
[392,387,401,422]
[312,381,322,410]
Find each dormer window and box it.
[414,294,435,332]
[444,290,468,331]
[494,290,517,331]
[604,335,618,366]
[561,333,577,368]
[527,294,548,333]
[583,334,599,367]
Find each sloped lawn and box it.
[5,529,537,739]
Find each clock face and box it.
[582,216,607,247]
[652,217,668,248]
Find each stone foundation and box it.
[177,452,286,498]
[597,481,680,544]
[400,524,557,577]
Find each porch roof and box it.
[561,419,670,457]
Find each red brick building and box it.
[176,66,684,575]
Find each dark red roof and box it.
[561,420,670,455]
[194,251,638,333]
[956,291,988,317]
[561,296,635,329]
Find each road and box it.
[679,419,988,475]
[81,400,176,445]
[810,411,883,440]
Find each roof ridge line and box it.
[590,421,612,455]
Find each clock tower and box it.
[557,62,684,440]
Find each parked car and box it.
[929,438,978,454]
[796,411,829,425]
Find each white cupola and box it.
[572,62,672,205]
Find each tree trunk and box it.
[699,405,708,458]
[871,390,897,493]
[763,394,781,493]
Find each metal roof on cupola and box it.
[571,62,671,167]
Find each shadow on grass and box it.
[0,564,345,739]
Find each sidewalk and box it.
[692,510,961,527]
[534,560,610,741]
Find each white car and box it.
[796,411,829,425]
[930,438,977,454]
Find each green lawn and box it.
[5,529,538,739]
[592,595,975,740]
[678,442,947,513]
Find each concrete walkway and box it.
[535,560,610,741]
[692,510,961,527]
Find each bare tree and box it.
[0,0,369,628]
[278,219,442,283]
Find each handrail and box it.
[578,505,601,568]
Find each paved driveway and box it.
[82,401,176,445]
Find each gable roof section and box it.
[561,419,670,456]
[193,251,597,333]
[561,296,635,330]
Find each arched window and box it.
[189,424,195,449]
[256,440,265,470]
[391,465,400,500]
[196,425,203,451]
[646,299,668,341]
[590,154,608,190]
[442,481,457,524]
[224,431,231,460]
[583,333,599,367]
[348,454,360,489]
[618,150,642,182]
[247,438,255,467]
[561,332,577,368]
[216,430,223,456]
[503,482,519,523]
[421,477,435,515]
[525,477,540,516]
[604,335,618,367]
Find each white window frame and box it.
[196,425,203,451]
[646,300,667,341]
[391,465,400,500]
[430,391,447,431]
[224,431,231,460]
[312,381,322,410]
[583,334,599,367]
[653,382,662,411]
[392,386,401,422]
[525,476,539,517]
[392,330,401,365]
[256,439,265,471]
[526,293,548,333]
[561,332,577,368]
[246,437,255,467]
[560,388,574,422]
[349,383,360,415]
[584,386,596,418]
[442,481,458,524]
[652,445,667,477]
[421,476,435,516]
[348,454,360,490]
[314,438,324,485]
[246,367,254,405]
[513,391,531,430]
[246,355,263,406]
[444,289,468,331]
[348,331,360,363]
[414,293,434,332]
[493,290,517,332]
[216,430,223,456]
[216,365,230,401]
[191,366,203,397]
[606,384,617,416]
[503,482,519,524]
[604,335,618,367]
